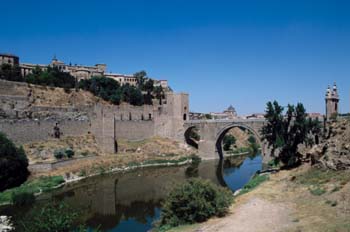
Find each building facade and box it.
[210,105,238,120]
[1,53,168,88]
[0,53,19,66]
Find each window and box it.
[141,114,144,120]
[149,113,152,120]
[129,112,132,121]
[183,114,187,120]
[120,114,123,120]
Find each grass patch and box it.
[239,174,269,195]
[309,187,326,196]
[0,176,65,204]
[296,168,350,186]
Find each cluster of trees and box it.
[79,71,165,106]
[26,66,76,89]
[0,65,165,106]
[0,63,22,82]
[79,76,145,106]
[262,101,321,168]
[0,132,30,192]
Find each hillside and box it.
[0,79,105,108]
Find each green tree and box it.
[0,132,30,192]
[153,86,164,104]
[223,134,236,151]
[133,70,147,89]
[129,87,144,106]
[26,66,75,88]
[143,79,154,92]
[0,64,23,82]
[205,114,212,119]
[262,101,320,167]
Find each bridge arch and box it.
[184,126,200,149]
[215,123,263,159]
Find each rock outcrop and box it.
[308,118,350,170]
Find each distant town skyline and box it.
[1,0,349,115]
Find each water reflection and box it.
[1,153,262,232]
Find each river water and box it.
[0,153,262,232]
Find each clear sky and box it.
[1,0,349,115]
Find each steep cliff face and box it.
[309,118,350,170]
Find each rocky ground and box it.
[307,118,350,170]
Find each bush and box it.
[157,178,233,229]
[65,148,75,158]
[11,191,35,206]
[0,132,30,192]
[18,202,78,232]
[54,149,65,159]
[0,175,65,204]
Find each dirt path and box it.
[193,197,293,232]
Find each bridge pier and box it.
[198,140,217,160]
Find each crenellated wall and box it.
[0,80,190,154]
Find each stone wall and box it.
[0,118,91,144]
[0,80,190,154]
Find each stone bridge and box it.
[184,119,271,163]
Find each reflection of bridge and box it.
[184,119,270,163]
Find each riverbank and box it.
[169,164,350,232]
[0,136,198,206]
[0,155,197,206]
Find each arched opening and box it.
[184,126,200,149]
[183,113,187,121]
[215,124,262,159]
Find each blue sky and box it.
[1,0,349,114]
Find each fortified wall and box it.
[92,92,189,153]
[0,80,189,153]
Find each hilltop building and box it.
[325,83,339,120]
[0,53,168,88]
[210,105,237,120]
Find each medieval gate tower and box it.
[325,83,339,121]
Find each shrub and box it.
[0,132,30,192]
[18,202,78,232]
[11,191,35,206]
[65,148,75,158]
[309,187,326,196]
[54,149,65,159]
[157,178,233,229]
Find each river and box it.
[0,153,262,232]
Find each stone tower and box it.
[325,83,339,121]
